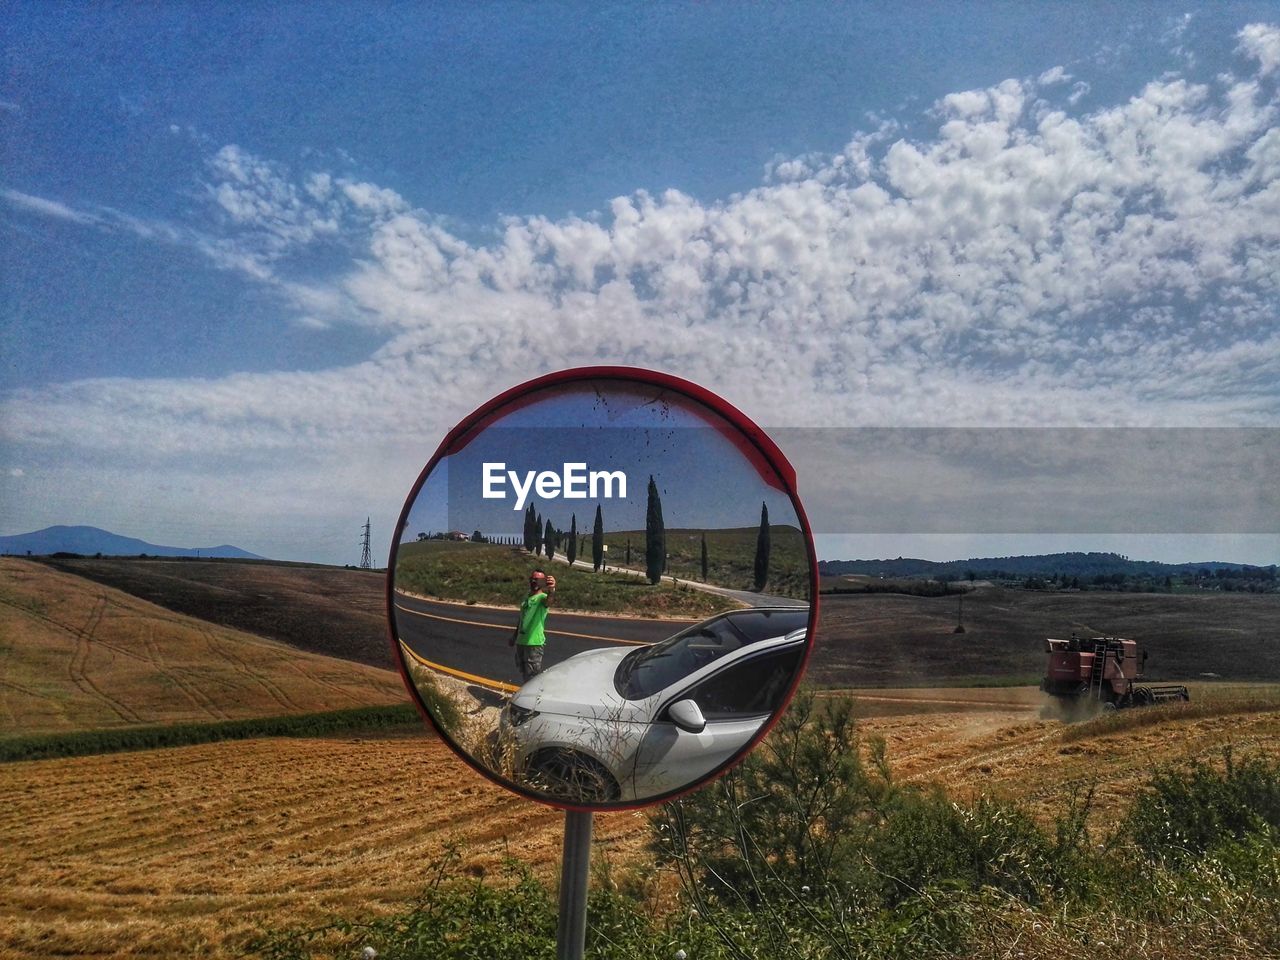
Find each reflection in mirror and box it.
[389,373,815,809]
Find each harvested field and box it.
[0,559,404,737]
[5,556,1278,958]
[859,689,1280,828]
[34,556,392,669]
[0,734,650,960]
[4,689,1278,959]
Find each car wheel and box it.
[525,748,621,803]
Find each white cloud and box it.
[1,188,101,225]
[1038,66,1070,86]
[3,30,1280,560]
[1239,23,1280,76]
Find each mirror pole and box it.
[556,809,593,960]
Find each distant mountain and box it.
[0,525,265,560]
[819,551,1273,580]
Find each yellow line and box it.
[392,602,652,646]
[398,640,519,693]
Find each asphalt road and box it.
[392,593,692,690]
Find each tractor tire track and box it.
[901,720,1061,784]
[0,678,59,701]
[285,659,364,707]
[65,595,142,724]
[202,627,302,712]
[142,624,231,722]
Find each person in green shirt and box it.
[509,568,556,682]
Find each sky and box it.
[2,3,1278,566]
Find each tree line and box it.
[506,476,774,590]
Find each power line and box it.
[359,518,372,569]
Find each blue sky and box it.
[2,4,1278,565]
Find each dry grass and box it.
[4,695,1278,958]
[0,558,405,737]
[957,893,1280,960]
[857,692,1280,829]
[0,735,651,960]
[33,555,392,669]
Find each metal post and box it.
[556,810,593,960]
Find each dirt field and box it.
[0,559,405,735]
[29,557,1280,688]
[0,734,651,960]
[815,586,1280,685]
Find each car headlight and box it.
[506,703,540,727]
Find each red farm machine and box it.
[1041,635,1189,710]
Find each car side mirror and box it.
[668,699,706,734]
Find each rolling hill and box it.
[0,525,264,560]
[0,558,403,737]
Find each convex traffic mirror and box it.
[387,367,818,810]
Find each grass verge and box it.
[394,540,732,617]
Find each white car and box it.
[498,607,809,803]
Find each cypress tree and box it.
[753,501,770,591]
[701,531,709,582]
[567,514,578,565]
[523,504,537,552]
[544,518,555,561]
[592,504,605,572]
[626,538,631,566]
[645,476,665,585]
[535,511,543,556]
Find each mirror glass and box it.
[388,369,816,809]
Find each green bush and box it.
[652,690,885,897]
[1,704,420,763]
[1125,749,1280,862]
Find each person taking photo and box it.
[510,568,555,682]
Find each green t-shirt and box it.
[516,591,550,646]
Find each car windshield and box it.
[615,608,808,700]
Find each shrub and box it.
[1124,749,1280,862]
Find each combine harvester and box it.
[1041,635,1189,710]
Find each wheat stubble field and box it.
[0,736,650,959]
[2,556,1278,958]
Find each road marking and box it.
[398,641,519,693]
[392,602,652,646]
